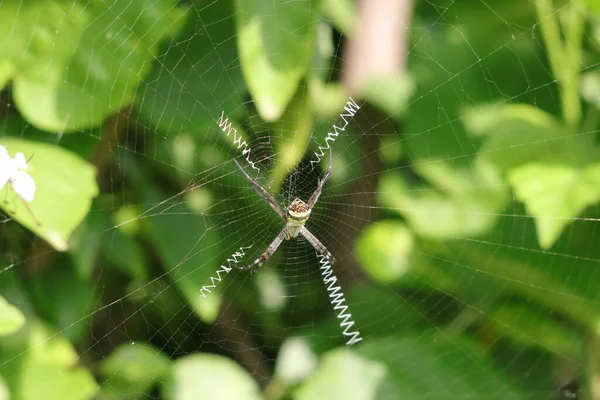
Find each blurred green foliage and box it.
[0,0,599,399]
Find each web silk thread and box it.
[317,253,363,346]
[199,245,253,298]
[310,97,361,169]
[217,111,260,173]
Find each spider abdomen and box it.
[287,198,311,238]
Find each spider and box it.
[233,148,335,275]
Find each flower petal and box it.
[12,171,36,202]
[0,145,9,162]
[12,152,28,170]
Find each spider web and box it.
[0,0,597,399]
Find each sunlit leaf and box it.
[296,349,387,400]
[321,0,357,35]
[353,336,522,399]
[0,375,8,400]
[162,354,262,400]
[378,158,508,239]
[464,103,597,171]
[101,343,171,400]
[355,221,413,283]
[275,337,318,385]
[0,0,186,132]
[509,163,600,249]
[136,1,245,138]
[582,71,600,109]
[236,0,320,120]
[0,296,24,336]
[144,190,224,323]
[0,139,98,251]
[0,321,98,400]
[271,88,314,190]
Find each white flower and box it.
[0,145,36,202]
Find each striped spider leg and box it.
[233,147,334,275]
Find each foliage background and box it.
[0,0,599,399]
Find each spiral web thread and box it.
[317,253,363,346]
[199,245,253,298]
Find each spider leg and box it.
[307,146,333,209]
[300,226,335,264]
[234,227,287,275]
[234,159,286,221]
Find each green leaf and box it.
[0,59,13,91]
[30,265,97,343]
[355,221,413,283]
[236,0,320,121]
[488,302,581,357]
[162,354,262,400]
[0,321,98,400]
[378,158,508,239]
[295,349,387,400]
[145,191,224,323]
[136,1,245,138]
[101,343,171,400]
[0,296,25,336]
[271,88,314,190]
[0,375,8,400]
[579,0,600,17]
[102,229,148,281]
[354,336,521,399]
[581,70,600,109]
[275,337,318,385]
[321,0,357,35]
[0,139,99,251]
[0,0,185,132]
[508,163,600,249]
[463,103,597,171]
[359,73,414,118]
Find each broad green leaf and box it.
[582,70,600,109]
[102,229,148,281]
[378,158,508,239]
[295,349,387,400]
[101,343,171,400]
[579,0,600,16]
[30,265,97,343]
[0,139,99,251]
[0,60,13,91]
[321,0,357,35]
[509,163,600,249]
[359,73,414,118]
[463,103,597,171]
[162,354,262,400]
[145,190,224,323]
[0,375,8,400]
[355,336,522,399]
[0,296,24,336]
[69,210,107,279]
[271,88,314,190]
[346,285,430,336]
[488,302,581,357]
[445,243,600,333]
[236,0,320,120]
[0,321,98,400]
[275,337,318,385]
[355,221,413,283]
[136,1,245,138]
[0,0,186,132]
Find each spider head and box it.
[287,198,311,222]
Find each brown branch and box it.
[324,0,414,285]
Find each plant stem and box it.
[534,0,584,128]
